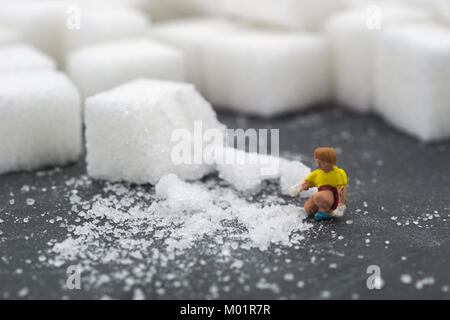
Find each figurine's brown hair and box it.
[314,147,336,165]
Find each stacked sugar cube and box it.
[325,3,430,113]
[374,23,450,141]
[66,38,185,99]
[0,27,21,46]
[152,18,330,118]
[0,71,82,174]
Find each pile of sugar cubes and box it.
[0,0,449,183]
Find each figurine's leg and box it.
[312,191,334,215]
[304,197,319,215]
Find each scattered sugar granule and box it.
[283,273,294,281]
[400,274,413,284]
[415,277,435,290]
[320,290,331,299]
[329,263,337,269]
[231,260,243,269]
[297,281,305,288]
[26,198,35,206]
[17,288,29,298]
[132,288,145,300]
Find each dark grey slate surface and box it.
[0,105,449,299]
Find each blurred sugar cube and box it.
[221,0,344,30]
[0,1,63,61]
[201,29,330,117]
[0,44,56,73]
[152,18,240,94]
[0,27,21,46]
[374,23,450,142]
[326,4,430,113]
[0,71,82,174]
[66,38,185,99]
[85,79,225,184]
[61,6,150,61]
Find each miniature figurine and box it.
[289,147,347,221]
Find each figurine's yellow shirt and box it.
[305,166,348,189]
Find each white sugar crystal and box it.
[279,159,312,196]
[85,79,224,184]
[17,287,29,298]
[400,274,413,284]
[0,27,21,46]
[152,18,240,94]
[132,288,145,300]
[221,0,343,30]
[201,29,329,117]
[62,6,150,58]
[283,273,294,281]
[0,1,63,61]
[374,23,450,141]
[213,148,313,193]
[0,71,82,175]
[153,174,311,251]
[415,276,435,290]
[0,44,56,73]
[67,38,185,99]
[213,147,280,192]
[326,5,430,112]
[155,174,213,212]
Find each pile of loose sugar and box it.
[45,172,312,295]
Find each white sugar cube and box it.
[0,44,56,73]
[0,1,63,61]
[434,0,450,24]
[0,71,82,174]
[66,38,185,99]
[68,0,146,10]
[152,18,240,94]
[85,79,225,184]
[326,5,430,113]
[374,23,450,141]
[144,0,222,21]
[0,27,21,46]
[62,6,150,57]
[201,30,329,117]
[221,0,343,30]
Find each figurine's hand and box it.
[301,180,310,191]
